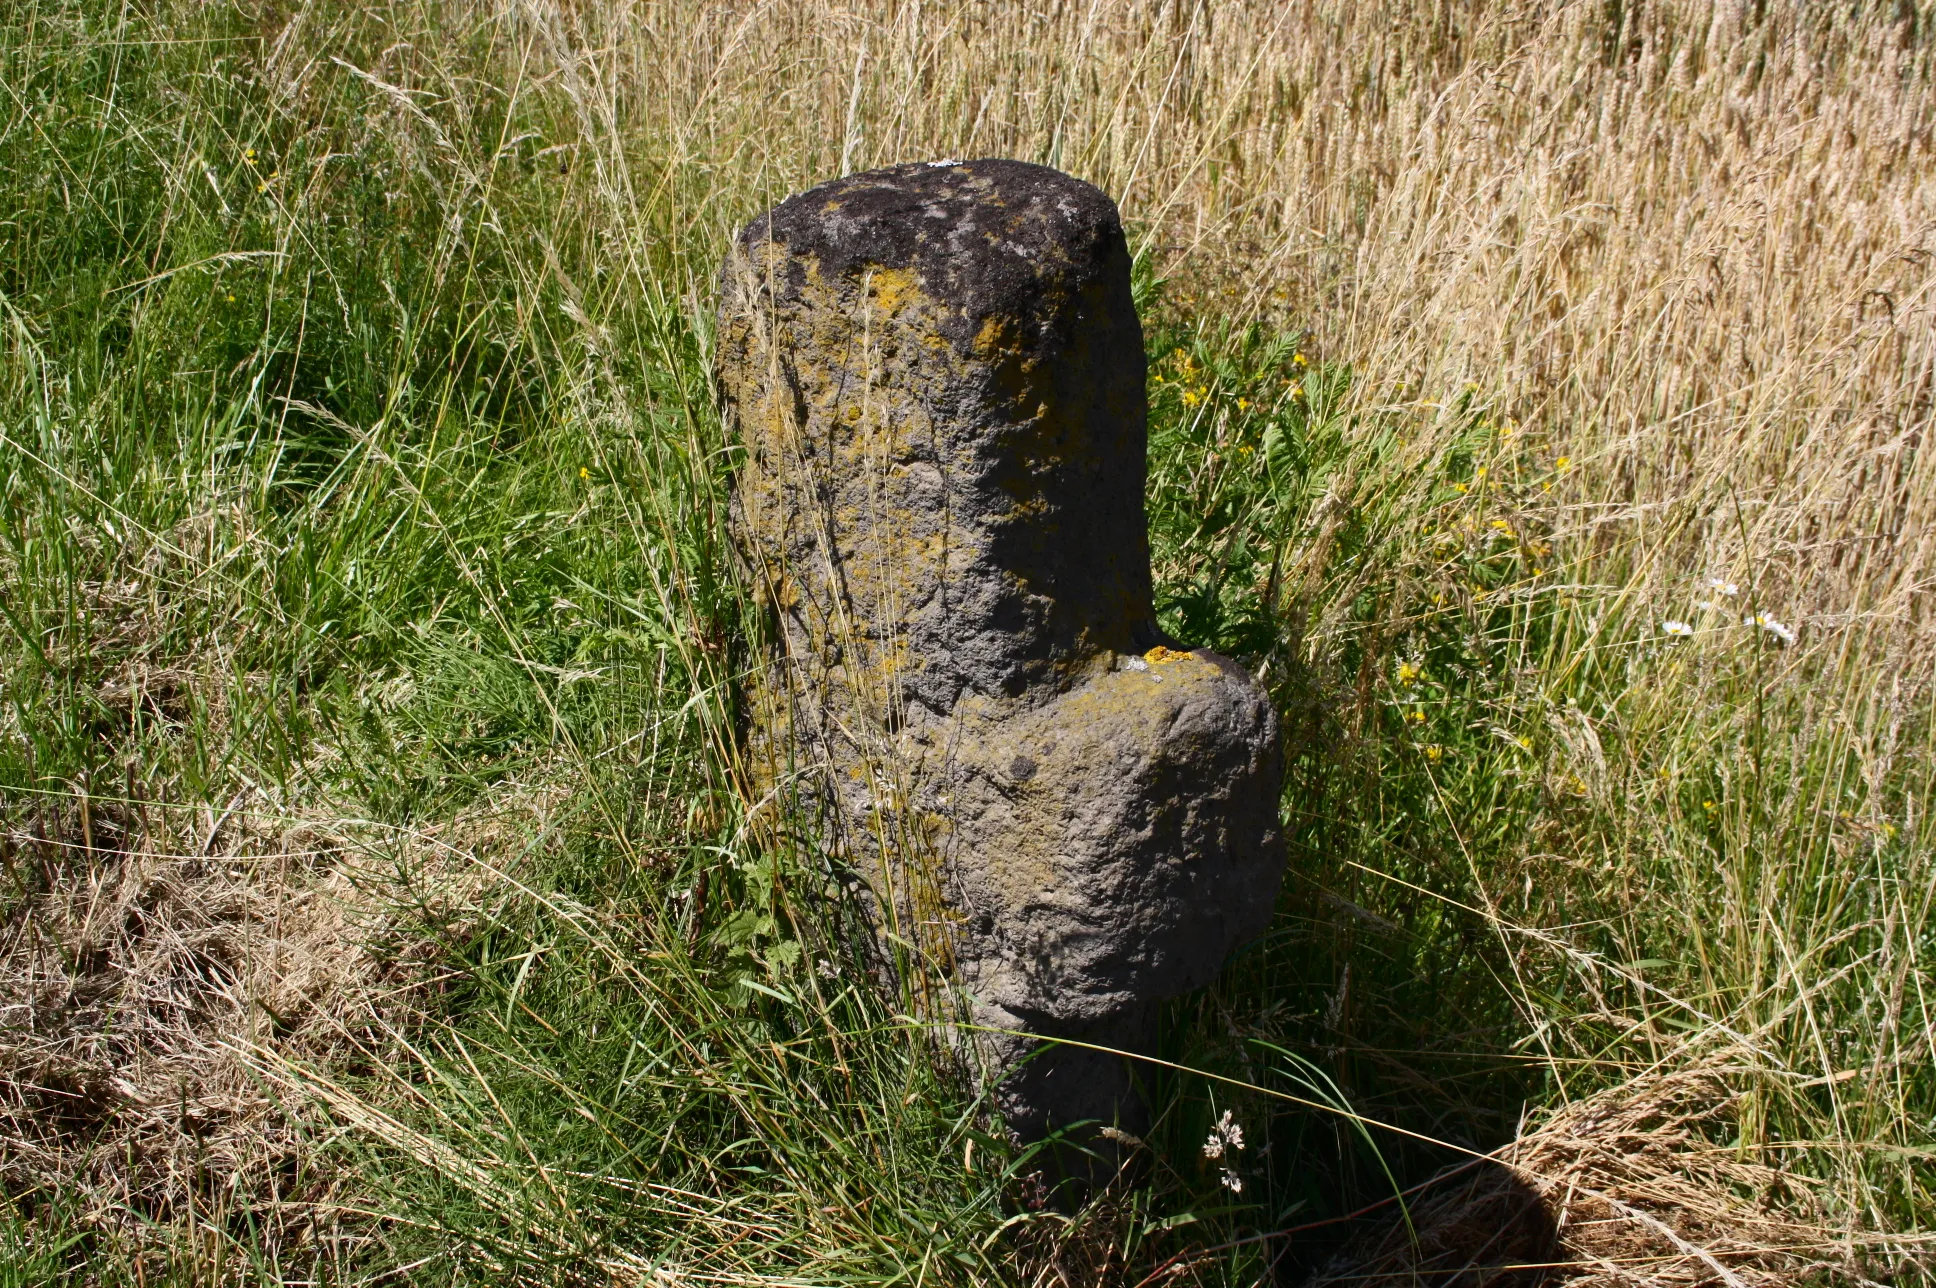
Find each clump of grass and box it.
[1,0,1931,1284]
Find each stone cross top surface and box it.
[718,158,1285,1141]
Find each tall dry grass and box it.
[519,0,1934,634]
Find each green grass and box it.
[1,1,1930,1284]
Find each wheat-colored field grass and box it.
[1,1,1931,1283]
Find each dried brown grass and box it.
[0,753,536,1267]
[1310,1048,1930,1287]
[1,793,365,1255]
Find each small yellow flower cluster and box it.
[243,147,279,193]
[1161,349,1212,408]
[1396,662,1421,685]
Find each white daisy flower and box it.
[1745,613,1796,646]
[1661,620,1694,637]
[1708,578,1740,597]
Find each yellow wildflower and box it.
[1397,662,1420,685]
[580,467,590,480]
[1555,456,1571,473]
[1424,744,1444,762]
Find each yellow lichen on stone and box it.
[973,313,1019,357]
[866,267,919,317]
[1143,645,1193,665]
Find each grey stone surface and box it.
[718,158,1285,1142]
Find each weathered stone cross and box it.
[719,158,1285,1143]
